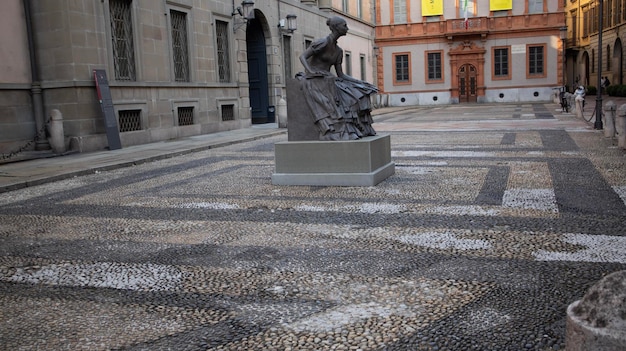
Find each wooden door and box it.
[458,64,477,103]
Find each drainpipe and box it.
[23,0,49,150]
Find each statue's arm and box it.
[299,48,316,75]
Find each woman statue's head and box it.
[327,16,348,36]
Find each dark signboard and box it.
[93,69,122,150]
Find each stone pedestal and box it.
[565,270,626,351]
[272,134,395,186]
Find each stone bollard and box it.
[575,98,584,119]
[565,270,626,351]
[603,101,616,138]
[616,104,626,149]
[47,109,66,154]
[277,97,287,128]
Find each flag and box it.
[463,0,469,29]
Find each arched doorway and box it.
[582,51,590,86]
[614,39,623,85]
[246,12,271,124]
[458,64,477,103]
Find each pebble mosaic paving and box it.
[1,104,626,350]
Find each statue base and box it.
[272,134,395,186]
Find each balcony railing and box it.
[376,12,564,41]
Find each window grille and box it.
[109,0,136,81]
[170,10,190,82]
[178,106,194,126]
[221,104,235,121]
[118,109,142,132]
[216,20,231,83]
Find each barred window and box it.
[528,46,544,75]
[427,52,442,81]
[221,104,235,121]
[178,106,194,126]
[118,109,142,132]
[170,10,190,82]
[109,0,136,81]
[216,20,231,83]
[494,48,509,77]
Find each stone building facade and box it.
[565,0,626,90]
[374,0,566,106]
[0,0,376,155]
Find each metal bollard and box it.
[616,104,626,149]
[47,109,66,154]
[603,101,616,138]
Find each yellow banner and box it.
[422,0,443,16]
[490,0,512,11]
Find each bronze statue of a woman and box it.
[297,16,378,141]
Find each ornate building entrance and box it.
[458,64,477,103]
[449,41,485,104]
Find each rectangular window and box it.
[345,52,352,76]
[221,104,235,121]
[460,0,476,18]
[393,53,410,85]
[170,10,190,82]
[528,0,544,14]
[283,35,292,80]
[427,51,442,81]
[528,45,545,77]
[394,0,407,24]
[493,47,510,78]
[109,0,136,81]
[360,54,366,81]
[216,20,231,83]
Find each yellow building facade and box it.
[565,0,626,90]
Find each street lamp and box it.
[595,0,604,130]
[560,26,567,93]
[232,0,255,32]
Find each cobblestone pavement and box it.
[1,103,626,350]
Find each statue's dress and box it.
[297,37,377,141]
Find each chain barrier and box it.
[1,117,52,161]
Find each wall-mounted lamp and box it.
[373,46,380,57]
[232,0,255,32]
[278,14,297,33]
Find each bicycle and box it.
[559,91,570,112]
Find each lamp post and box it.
[560,26,568,93]
[595,0,604,130]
